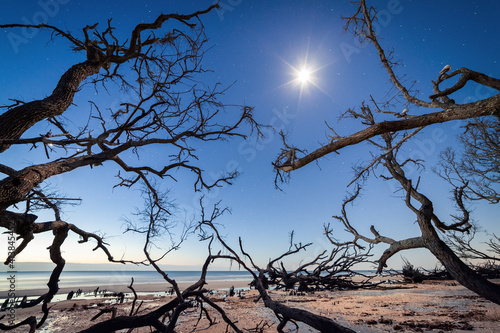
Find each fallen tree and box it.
[274,0,500,304]
[0,3,264,330]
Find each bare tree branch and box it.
[274,0,499,174]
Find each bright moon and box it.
[297,69,311,83]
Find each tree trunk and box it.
[253,278,355,332]
[427,236,500,304]
[268,301,356,333]
[418,203,500,305]
[0,60,101,152]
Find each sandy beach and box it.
[2,279,500,332]
[0,279,253,300]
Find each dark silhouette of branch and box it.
[0,316,37,333]
[327,128,500,303]
[271,0,500,305]
[436,118,500,203]
[447,227,500,262]
[198,202,357,332]
[0,4,220,152]
[78,192,242,332]
[0,4,262,330]
[274,0,499,174]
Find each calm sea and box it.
[3,270,253,291]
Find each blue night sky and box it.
[1,0,499,271]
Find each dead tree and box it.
[273,0,500,304]
[85,197,361,332]
[274,0,499,176]
[198,203,357,333]
[436,116,500,267]
[10,189,244,332]
[0,4,263,331]
[265,232,375,291]
[66,187,243,332]
[79,253,243,333]
[437,117,500,263]
[324,105,500,304]
[315,106,500,304]
[446,226,500,263]
[296,244,378,291]
[437,118,500,204]
[400,258,452,283]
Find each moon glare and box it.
[297,68,311,84]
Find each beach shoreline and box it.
[2,279,499,332]
[0,278,253,299]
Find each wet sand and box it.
[0,279,252,299]
[2,279,500,332]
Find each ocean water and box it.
[2,270,253,291]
